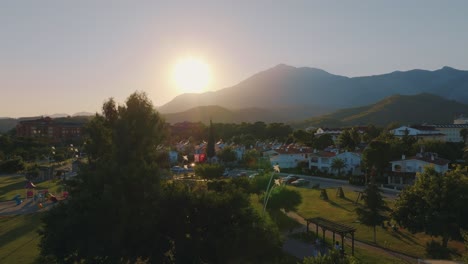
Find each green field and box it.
[291,186,466,259]
[0,214,42,264]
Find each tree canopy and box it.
[39,92,282,263]
[392,166,468,248]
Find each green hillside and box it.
[294,93,468,128]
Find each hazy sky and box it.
[1,0,468,117]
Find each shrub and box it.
[425,240,450,259]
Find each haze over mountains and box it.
[2,65,468,132]
[158,64,468,115]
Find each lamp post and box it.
[263,164,281,214]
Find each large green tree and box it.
[392,166,468,248]
[39,92,282,263]
[356,184,389,243]
[362,140,391,183]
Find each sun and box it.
[172,57,212,93]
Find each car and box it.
[171,166,185,173]
[281,175,299,184]
[290,178,310,186]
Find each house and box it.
[308,151,336,173]
[390,125,445,141]
[308,150,362,175]
[265,145,313,169]
[388,152,449,185]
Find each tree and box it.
[40,92,167,263]
[194,163,224,179]
[361,140,391,183]
[206,119,215,162]
[40,92,283,263]
[217,146,237,164]
[460,128,468,144]
[303,250,361,264]
[356,184,389,243]
[331,158,346,176]
[314,134,334,150]
[392,166,468,248]
[337,129,359,151]
[263,186,302,212]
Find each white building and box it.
[388,152,449,185]
[265,146,313,169]
[390,126,445,141]
[308,151,362,175]
[431,124,468,142]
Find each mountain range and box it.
[158,64,468,116]
[2,65,468,132]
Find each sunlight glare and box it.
[172,57,211,93]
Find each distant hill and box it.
[158,64,468,117]
[162,105,294,124]
[293,93,468,128]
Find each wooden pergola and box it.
[305,217,357,256]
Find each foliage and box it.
[194,163,225,179]
[337,128,360,151]
[302,250,361,264]
[292,129,314,146]
[392,166,468,248]
[331,158,346,176]
[40,92,282,263]
[314,134,334,150]
[0,157,25,173]
[356,184,389,243]
[411,140,464,162]
[425,240,450,259]
[263,186,302,212]
[362,140,391,182]
[217,146,237,163]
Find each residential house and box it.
[390,125,445,141]
[264,145,313,169]
[308,150,362,175]
[388,152,449,185]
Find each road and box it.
[273,172,400,199]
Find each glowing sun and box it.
[172,57,211,93]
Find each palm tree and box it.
[331,158,346,177]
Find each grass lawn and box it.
[0,214,42,264]
[291,186,466,259]
[0,174,64,202]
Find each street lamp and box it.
[263,164,281,214]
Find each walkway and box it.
[282,211,418,263]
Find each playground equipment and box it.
[25,181,37,199]
[46,192,58,203]
[13,194,22,205]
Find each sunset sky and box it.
[1,0,468,117]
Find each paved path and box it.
[282,211,418,263]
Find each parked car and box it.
[281,175,299,184]
[291,178,310,186]
[171,166,185,173]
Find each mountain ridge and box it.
[158,64,468,115]
[292,93,468,128]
